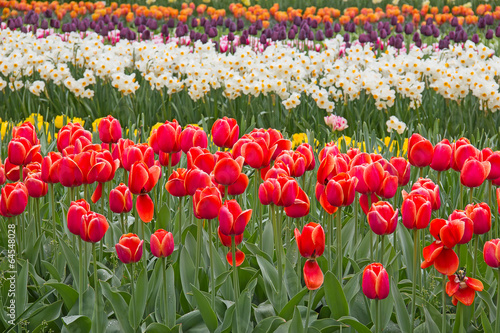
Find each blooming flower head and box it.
[386,116,407,134]
[446,268,484,306]
[324,114,348,132]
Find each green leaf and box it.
[41,260,61,281]
[100,281,134,333]
[338,316,371,333]
[217,304,234,333]
[60,239,80,287]
[166,265,176,328]
[397,227,414,279]
[128,268,148,329]
[180,247,195,307]
[253,316,286,333]
[45,283,78,310]
[289,307,304,333]
[481,311,493,333]
[391,278,410,333]
[191,284,218,332]
[27,300,62,330]
[176,310,203,331]
[145,323,175,333]
[324,272,349,319]
[236,286,253,333]
[278,287,308,320]
[16,260,29,315]
[61,315,92,333]
[423,306,440,333]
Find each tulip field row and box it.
[1,112,500,333]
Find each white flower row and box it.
[0,29,499,113]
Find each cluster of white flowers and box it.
[324,114,348,131]
[1,29,500,113]
[386,116,407,134]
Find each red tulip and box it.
[24,166,48,198]
[218,200,252,236]
[156,120,182,154]
[115,233,143,264]
[484,239,500,268]
[227,173,249,196]
[56,156,83,188]
[362,263,390,300]
[67,199,91,236]
[185,168,212,196]
[187,147,215,174]
[411,178,441,210]
[451,138,479,171]
[226,249,246,267]
[212,117,239,149]
[109,184,133,214]
[41,152,62,184]
[303,259,324,290]
[158,151,181,168]
[430,139,452,172]
[57,122,92,153]
[80,212,109,243]
[180,125,208,153]
[376,171,398,199]
[449,210,474,245]
[218,227,243,247]
[150,229,174,258]
[359,193,380,215]
[350,152,371,167]
[285,187,310,218]
[294,222,325,258]
[460,157,490,188]
[275,150,306,178]
[367,201,398,235]
[401,191,432,229]
[421,218,462,275]
[8,137,41,166]
[98,115,122,144]
[389,157,411,186]
[480,148,500,180]
[12,122,39,146]
[113,138,134,168]
[408,133,433,167]
[213,156,245,186]
[193,186,222,220]
[325,173,358,207]
[465,202,491,235]
[122,144,155,172]
[0,182,28,217]
[259,178,280,206]
[128,161,161,195]
[318,141,340,161]
[276,175,299,207]
[165,168,188,197]
[296,143,316,171]
[446,270,484,306]
[241,137,276,169]
[266,129,292,160]
[0,164,5,186]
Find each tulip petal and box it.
[233,209,252,235]
[91,183,103,204]
[433,248,459,275]
[226,249,245,267]
[303,260,324,290]
[136,194,154,223]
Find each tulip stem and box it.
[442,274,446,333]
[327,213,333,272]
[488,180,493,240]
[50,183,58,268]
[410,228,419,333]
[177,197,183,244]
[354,193,358,260]
[120,213,126,233]
[162,257,170,327]
[141,222,146,268]
[469,187,473,204]
[379,235,384,265]
[459,183,463,209]
[93,243,100,332]
[195,218,203,288]
[130,262,135,318]
[453,302,463,332]
[253,171,259,247]
[337,207,342,282]
[367,195,373,260]
[231,235,239,332]
[304,289,313,329]
[496,268,500,333]
[472,234,479,278]
[276,208,284,310]
[78,237,83,315]
[376,299,381,333]
[208,220,216,310]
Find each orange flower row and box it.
[0,1,499,27]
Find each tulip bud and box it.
[80,212,109,243]
[325,173,358,207]
[408,134,433,167]
[211,117,239,149]
[166,168,188,197]
[430,139,452,172]
[213,156,244,186]
[218,199,252,236]
[294,222,325,258]
[193,186,222,220]
[304,259,324,290]
[150,229,174,258]
[389,157,411,186]
[109,183,133,214]
[401,191,432,229]
[367,201,398,235]
[0,182,29,217]
[180,125,208,153]
[98,115,122,144]
[67,199,91,236]
[362,263,390,300]
[156,120,182,154]
[116,233,144,264]
[460,157,490,188]
[465,203,491,235]
[483,239,500,268]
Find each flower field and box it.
[2,1,500,333]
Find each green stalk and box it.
[469,187,473,204]
[208,220,215,310]
[496,268,500,333]
[167,161,172,229]
[194,218,203,288]
[131,262,135,322]
[337,207,342,282]
[141,222,146,268]
[93,243,100,332]
[453,302,463,332]
[177,197,184,244]
[327,213,333,271]
[459,183,463,209]
[367,194,373,260]
[442,275,446,333]
[472,234,479,278]
[162,257,169,326]
[379,235,385,265]
[253,171,260,246]
[50,183,57,266]
[276,207,284,310]
[354,193,358,260]
[410,228,419,333]
[120,213,125,233]
[376,299,380,333]
[78,237,84,315]
[231,235,239,332]
[304,289,314,329]
[488,180,493,240]
[419,167,423,179]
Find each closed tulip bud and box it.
[460,157,490,188]
[180,125,208,153]
[362,263,390,300]
[430,139,452,172]
[98,115,122,144]
[193,186,222,220]
[122,144,155,172]
[41,152,62,183]
[185,168,212,196]
[57,123,92,153]
[275,150,306,178]
[304,259,324,290]
[0,182,29,217]
[367,201,398,235]
[214,156,244,186]
[259,178,280,205]
[218,199,252,236]
[227,173,249,196]
[166,168,188,197]
[401,191,432,229]
[376,172,398,199]
[452,138,479,171]
[13,122,39,146]
[57,156,84,188]
[325,173,358,207]
[150,229,174,258]
[241,138,276,169]
[67,199,91,236]
[80,212,109,243]
[8,137,40,166]
[483,239,500,268]
[295,222,325,258]
[480,148,500,180]
[408,133,434,167]
[389,157,411,186]
[465,203,491,235]
[296,143,316,171]
[187,147,215,174]
[109,184,133,214]
[24,169,48,198]
[285,187,310,218]
[156,120,182,154]
[364,162,385,194]
[211,117,239,149]
[115,233,143,264]
[277,176,299,207]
